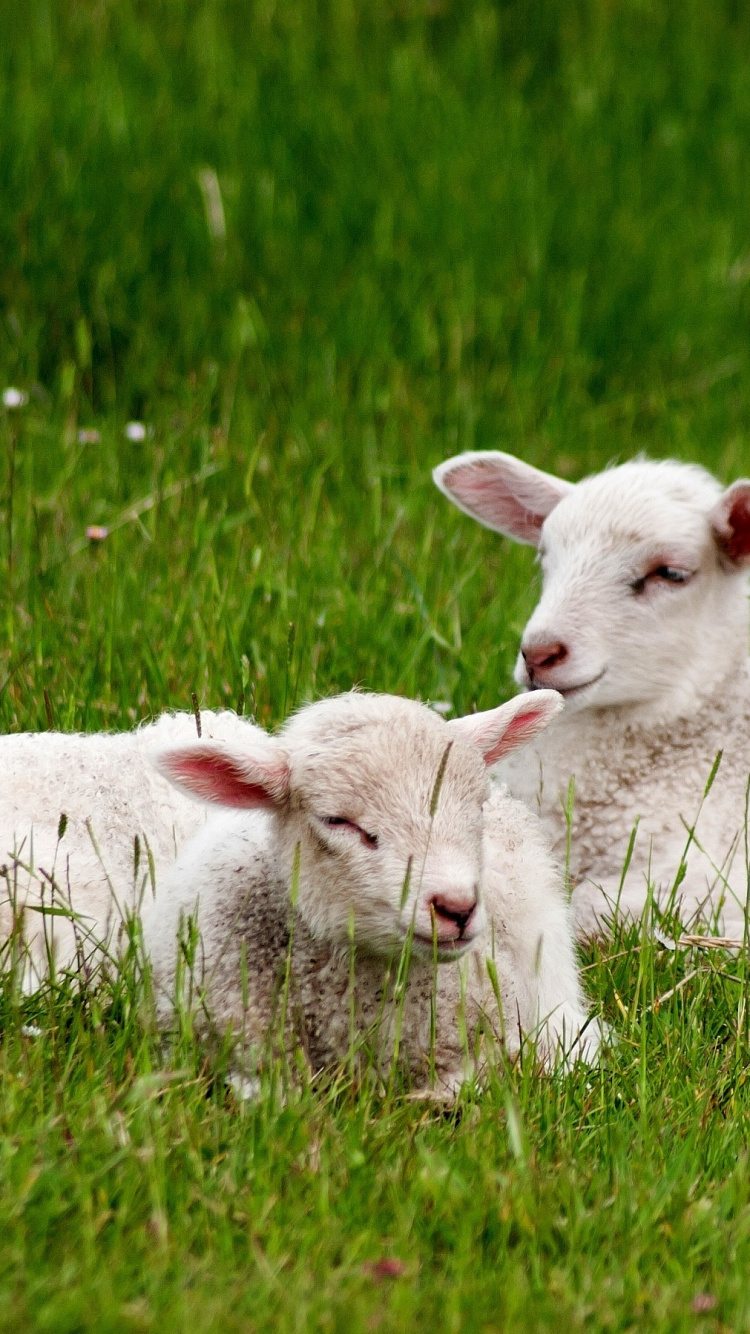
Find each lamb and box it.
[434,450,750,940]
[0,709,261,982]
[143,689,599,1097]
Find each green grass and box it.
[3,0,750,1328]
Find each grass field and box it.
[3,1,750,1328]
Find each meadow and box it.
[3,0,750,1327]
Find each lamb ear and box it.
[433,450,573,547]
[448,691,564,766]
[154,741,291,809]
[710,480,750,568]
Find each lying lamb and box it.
[144,689,599,1097]
[0,710,260,981]
[434,451,750,940]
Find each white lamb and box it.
[434,450,750,940]
[144,689,599,1097]
[0,710,260,981]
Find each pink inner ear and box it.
[448,467,544,541]
[481,707,552,765]
[720,489,750,564]
[444,460,563,544]
[160,751,285,809]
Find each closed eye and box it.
[630,565,695,595]
[320,816,379,848]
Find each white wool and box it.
[0,710,261,981]
[144,690,598,1096]
[434,450,750,938]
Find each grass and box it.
[3,0,750,1327]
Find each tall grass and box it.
[3,1,750,1328]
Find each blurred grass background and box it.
[4,0,750,732]
[4,3,750,1330]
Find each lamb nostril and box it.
[430,895,477,935]
[522,641,568,672]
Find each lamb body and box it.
[0,710,261,979]
[434,451,750,938]
[145,690,597,1096]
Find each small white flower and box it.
[125,420,147,442]
[21,1024,42,1038]
[430,701,453,716]
[3,387,28,409]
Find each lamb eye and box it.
[321,817,379,849]
[652,565,690,583]
[630,566,692,594]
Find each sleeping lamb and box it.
[144,689,599,1096]
[434,450,750,940]
[0,709,260,981]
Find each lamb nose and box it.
[430,895,477,933]
[522,641,568,671]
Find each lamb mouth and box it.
[533,669,606,699]
[410,931,476,957]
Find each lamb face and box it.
[434,452,750,721]
[155,689,563,961]
[284,732,485,957]
[518,463,734,713]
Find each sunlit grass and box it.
[2,923,750,1331]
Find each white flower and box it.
[125,421,147,442]
[3,387,28,409]
[430,701,453,715]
